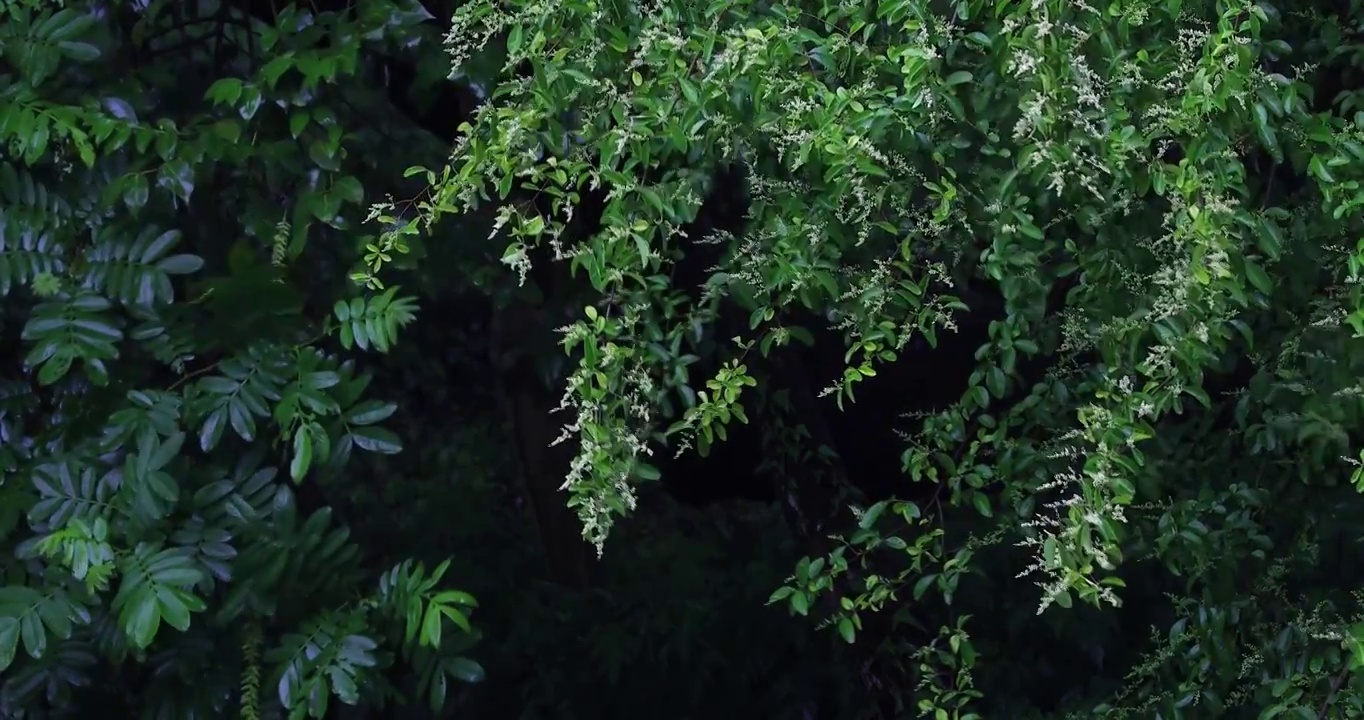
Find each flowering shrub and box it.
[387,0,1364,714]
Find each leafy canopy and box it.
[5,0,1364,716]
[393,0,1364,715]
[0,1,483,717]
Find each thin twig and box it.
[1317,664,1352,719]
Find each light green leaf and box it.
[439,605,471,633]
[204,78,244,105]
[155,586,191,631]
[420,605,443,647]
[290,111,309,138]
[290,425,313,481]
[431,590,477,607]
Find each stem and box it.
[1317,664,1352,720]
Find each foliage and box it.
[395,0,1364,715]
[8,0,1364,717]
[0,1,483,717]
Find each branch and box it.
[1318,664,1352,719]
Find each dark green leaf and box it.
[445,657,485,683]
[57,41,100,62]
[101,97,137,121]
[156,162,195,202]
[837,616,856,643]
[19,612,44,659]
[350,425,402,454]
[123,597,160,648]
[158,254,205,275]
[345,400,396,425]
[0,617,18,671]
[1252,103,1280,160]
[333,176,364,204]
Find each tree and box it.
[7,0,1364,717]
[0,1,485,717]
[398,0,1364,715]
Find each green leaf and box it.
[967,385,988,409]
[679,79,700,104]
[767,586,794,604]
[428,667,448,710]
[913,574,937,600]
[290,111,309,138]
[204,78,244,105]
[123,174,150,211]
[25,124,49,163]
[19,612,44,659]
[158,254,205,275]
[944,70,973,85]
[350,425,402,454]
[972,492,992,517]
[37,352,74,386]
[439,605,471,633]
[1256,217,1283,259]
[837,616,856,643]
[1252,103,1280,161]
[156,161,195,202]
[345,400,396,425]
[333,176,364,204]
[1243,258,1272,295]
[238,85,263,120]
[309,140,339,171]
[0,617,18,671]
[143,231,181,261]
[102,96,137,121]
[290,425,313,481]
[445,657,485,683]
[420,605,443,647]
[57,41,100,62]
[123,597,160,648]
[212,119,242,143]
[1308,155,1335,184]
[155,587,191,631]
[432,591,477,609]
[986,366,1005,397]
